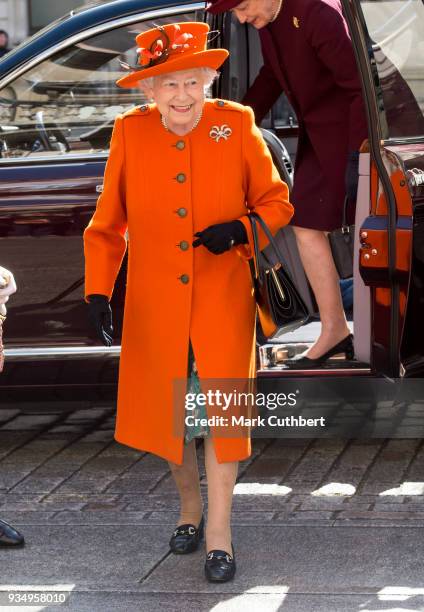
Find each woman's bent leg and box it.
[204,437,238,553]
[168,439,203,527]
[292,226,351,359]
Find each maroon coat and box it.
[242,0,368,231]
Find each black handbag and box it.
[328,196,354,280]
[248,212,309,339]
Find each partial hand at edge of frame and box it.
[86,294,113,347]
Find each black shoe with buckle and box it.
[169,515,204,554]
[286,333,354,368]
[0,519,25,547]
[204,544,236,582]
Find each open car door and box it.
[342,0,424,377]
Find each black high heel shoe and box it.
[205,543,236,582]
[286,333,354,368]
[169,515,204,554]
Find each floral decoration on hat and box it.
[116,22,229,89]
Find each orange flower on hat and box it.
[137,39,164,66]
[116,22,229,89]
[136,25,195,68]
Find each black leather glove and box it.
[345,150,360,203]
[192,220,248,255]
[86,294,113,347]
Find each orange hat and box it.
[116,22,229,89]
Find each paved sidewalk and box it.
[0,403,424,611]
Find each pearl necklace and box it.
[270,0,283,22]
[161,109,203,134]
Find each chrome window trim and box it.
[382,137,424,147]
[0,174,104,194]
[4,346,121,359]
[0,3,204,167]
[258,368,372,377]
[0,151,110,166]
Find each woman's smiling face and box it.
[142,68,206,134]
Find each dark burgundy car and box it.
[1,0,424,400]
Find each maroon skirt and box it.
[289,130,350,232]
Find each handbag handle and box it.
[248,212,287,277]
[341,196,349,230]
[249,214,261,280]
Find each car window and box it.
[359,0,424,139]
[0,11,197,160]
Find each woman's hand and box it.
[0,266,17,317]
[86,294,113,347]
[193,220,247,255]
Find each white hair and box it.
[139,67,218,95]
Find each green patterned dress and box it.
[184,339,210,443]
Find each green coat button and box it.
[177,207,187,217]
[180,274,190,284]
[176,140,185,150]
[179,240,189,251]
[176,173,186,183]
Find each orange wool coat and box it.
[84,99,293,464]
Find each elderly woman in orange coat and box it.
[84,22,293,582]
